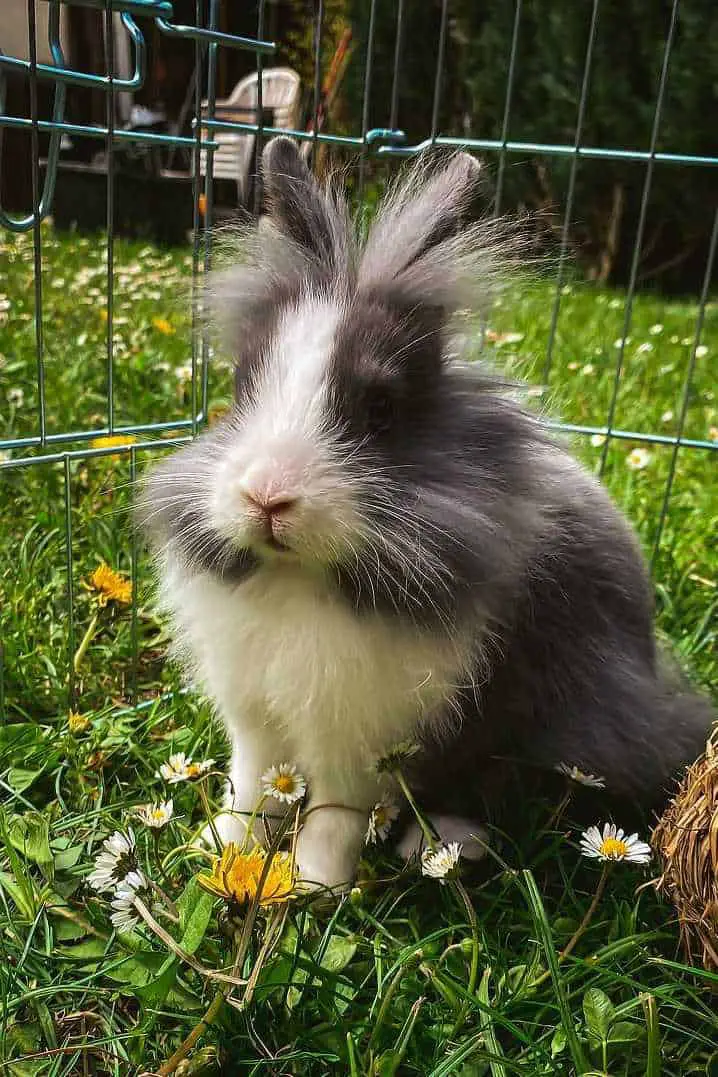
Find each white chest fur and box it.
[160,557,469,801]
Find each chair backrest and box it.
[199,68,301,194]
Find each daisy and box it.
[174,364,192,383]
[695,345,708,359]
[590,434,606,447]
[88,828,137,892]
[580,823,651,864]
[636,342,653,354]
[661,410,674,423]
[649,323,664,335]
[135,800,174,829]
[555,763,605,789]
[90,563,132,606]
[626,447,651,471]
[156,752,215,784]
[7,387,24,407]
[261,763,307,805]
[366,796,401,844]
[110,869,151,934]
[421,841,462,884]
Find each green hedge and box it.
[342,0,718,290]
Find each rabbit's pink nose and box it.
[245,492,298,524]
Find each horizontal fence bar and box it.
[0,417,200,453]
[0,112,217,149]
[41,0,173,15]
[155,18,275,54]
[0,12,144,91]
[0,435,192,471]
[2,421,715,468]
[376,136,718,169]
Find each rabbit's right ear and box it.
[260,136,351,277]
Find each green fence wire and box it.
[0,0,715,723]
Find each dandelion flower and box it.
[626,447,651,471]
[89,434,137,455]
[68,710,91,735]
[90,563,132,606]
[110,869,151,934]
[580,823,651,864]
[198,843,296,906]
[366,796,401,844]
[152,316,175,335]
[261,763,307,805]
[156,752,215,784]
[88,828,138,892]
[555,763,605,789]
[135,799,174,829]
[7,387,24,407]
[421,842,462,884]
[649,323,664,335]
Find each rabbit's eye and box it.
[364,384,397,435]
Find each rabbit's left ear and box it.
[260,137,351,276]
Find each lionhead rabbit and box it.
[138,137,713,891]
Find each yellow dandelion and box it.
[152,316,175,335]
[68,710,91,734]
[90,563,132,607]
[89,434,138,461]
[198,843,296,906]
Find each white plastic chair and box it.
[200,67,301,204]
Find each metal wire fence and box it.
[0,0,715,723]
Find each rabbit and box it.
[137,136,714,892]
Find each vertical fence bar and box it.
[27,0,47,447]
[389,0,405,133]
[598,0,680,477]
[651,207,718,565]
[357,0,377,200]
[129,445,138,704]
[201,0,219,417]
[64,456,76,711]
[309,0,325,171]
[104,1,116,433]
[429,0,449,144]
[493,0,522,218]
[542,0,600,383]
[253,0,265,216]
[190,0,204,437]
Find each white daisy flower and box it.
[366,796,401,844]
[567,361,580,371]
[613,336,631,348]
[661,410,674,423]
[174,364,192,383]
[261,763,307,805]
[590,434,606,447]
[7,387,24,407]
[421,841,462,884]
[88,828,137,892]
[580,823,651,864]
[695,345,708,359]
[156,752,215,784]
[555,763,605,789]
[649,323,664,335]
[626,447,651,471]
[670,335,680,344]
[636,342,653,354]
[609,298,622,309]
[110,869,150,934]
[135,799,174,829]
[580,363,595,376]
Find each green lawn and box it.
[0,223,716,1075]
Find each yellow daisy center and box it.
[600,837,628,859]
[150,810,164,823]
[185,764,202,778]
[274,774,295,794]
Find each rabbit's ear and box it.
[260,136,351,276]
[358,152,501,317]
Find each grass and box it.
[0,222,716,1075]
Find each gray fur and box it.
[138,138,714,825]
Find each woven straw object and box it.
[652,725,718,970]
